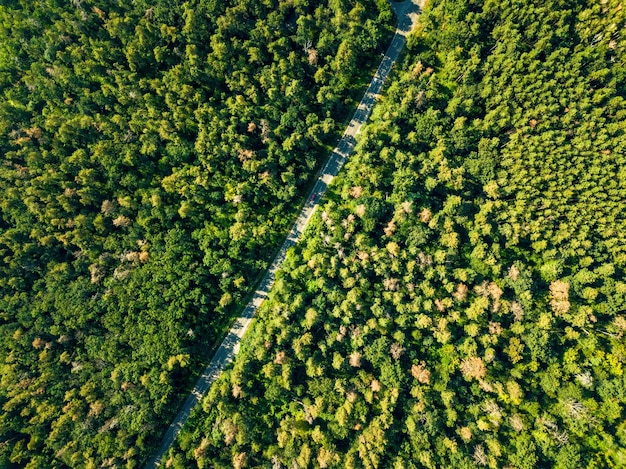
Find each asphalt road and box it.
[145,1,423,467]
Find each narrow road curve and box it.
[145,1,422,467]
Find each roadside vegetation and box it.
[166,0,626,467]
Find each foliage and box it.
[167,0,626,467]
[0,0,394,466]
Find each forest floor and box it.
[144,1,424,467]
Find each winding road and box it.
[145,1,422,467]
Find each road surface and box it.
[145,1,423,467]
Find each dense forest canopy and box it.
[166,0,626,467]
[0,0,394,466]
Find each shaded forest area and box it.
[0,0,394,466]
[167,0,626,467]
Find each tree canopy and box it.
[166,0,626,467]
[0,0,394,466]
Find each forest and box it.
[164,0,626,467]
[0,0,395,466]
